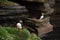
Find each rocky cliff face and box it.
[20,0,54,37]
[0,0,55,38]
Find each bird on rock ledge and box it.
[40,13,44,20]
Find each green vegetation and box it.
[0,27,41,40]
[0,0,15,5]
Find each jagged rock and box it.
[22,17,53,37]
[37,22,53,37]
[37,17,53,37]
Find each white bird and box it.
[40,13,44,20]
[17,20,23,32]
[17,23,22,29]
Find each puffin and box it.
[40,13,44,20]
[17,20,23,32]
